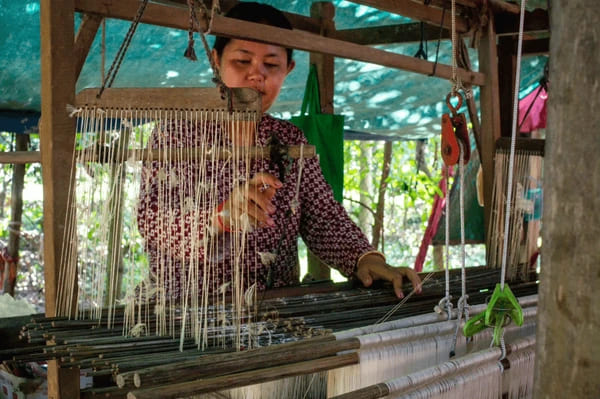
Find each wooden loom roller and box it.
[74,87,316,162]
[0,268,538,398]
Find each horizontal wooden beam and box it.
[75,0,484,84]
[76,87,261,112]
[333,22,449,45]
[495,137,545,156]
[210,15,486,85]
[427,0,520,14]
[0,151,41,164]
[495,9,549,36]
[77,0,322,33]
[522,38,549,55]
[348,0,469,32]
[75,0,188,30]
[486,0,521,14]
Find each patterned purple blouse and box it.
[137,114,374,297]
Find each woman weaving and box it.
[137,2,421,300]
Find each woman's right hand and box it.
[216,172,283,232]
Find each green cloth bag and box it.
[290,65,345,203]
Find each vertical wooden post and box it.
[534,1,600,397]
[3,134,28,296]
[40,0,77,318]
[477,10,501,263]
[309,2,335,114]
[40,0,80,397]
[497,36,517,138]
[307,1,336,281]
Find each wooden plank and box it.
[75,0,190,30]
[310,2,336,116]
[522,38,549,55]
[40,0,81,396]
[74,13,103,79]
[307,1,335,281]
[495,9,549,36]
[0,151,41,164]
[477,9,501,262]
[75,0,483,84]
[349,0,469,32]
[76,87,261,112]
[333,22,449,45]
[127,353,359,399]
[456,39,482,158]
[76,0,319,34]
[484,0,521,14]
[495,137,545,156]
[40,0,77,320]
[210,15,486,86]
[157,0,323,33]
[497,36,517,138]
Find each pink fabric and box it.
[414,167,452,272]
[519,87,547,133]
[137,114,374,297]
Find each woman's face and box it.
[213,39,295,113]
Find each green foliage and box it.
[343,136,483,271]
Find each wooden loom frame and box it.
[38,0,549,396]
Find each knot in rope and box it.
[435,295,453,320]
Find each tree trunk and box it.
[534,1,600,398]
[358,142,373,237]
[4,134,28,296]
[371,141,392,251]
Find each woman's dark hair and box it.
[213,2,294,64]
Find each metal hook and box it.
[445,92,463,117]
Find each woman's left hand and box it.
[355,253,422,299]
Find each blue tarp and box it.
[0,0,547,138]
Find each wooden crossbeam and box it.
[495,9,549,36]
[74,13,103,79]
[75,0,188,31]
[0,151,41,164]
[74,0,485,85]
[348,0,469,32]
[333,22,449,45]
[209,14,486,85]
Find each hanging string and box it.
[450,140,470,356]
[414,22,428,60]
[97,0,149,98]
[429,4,446,77]
[458,141,467,307]
[436,164,453,320]
[184,0,198,61]
[500,0,527,289]
[450,0,459,93]
[188,0,232,106]
[449,0,472,99]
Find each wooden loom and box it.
[32,0,549,398]
[1,268,539,398]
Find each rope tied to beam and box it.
[96,0,150,99]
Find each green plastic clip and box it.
[463,283,524,346]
